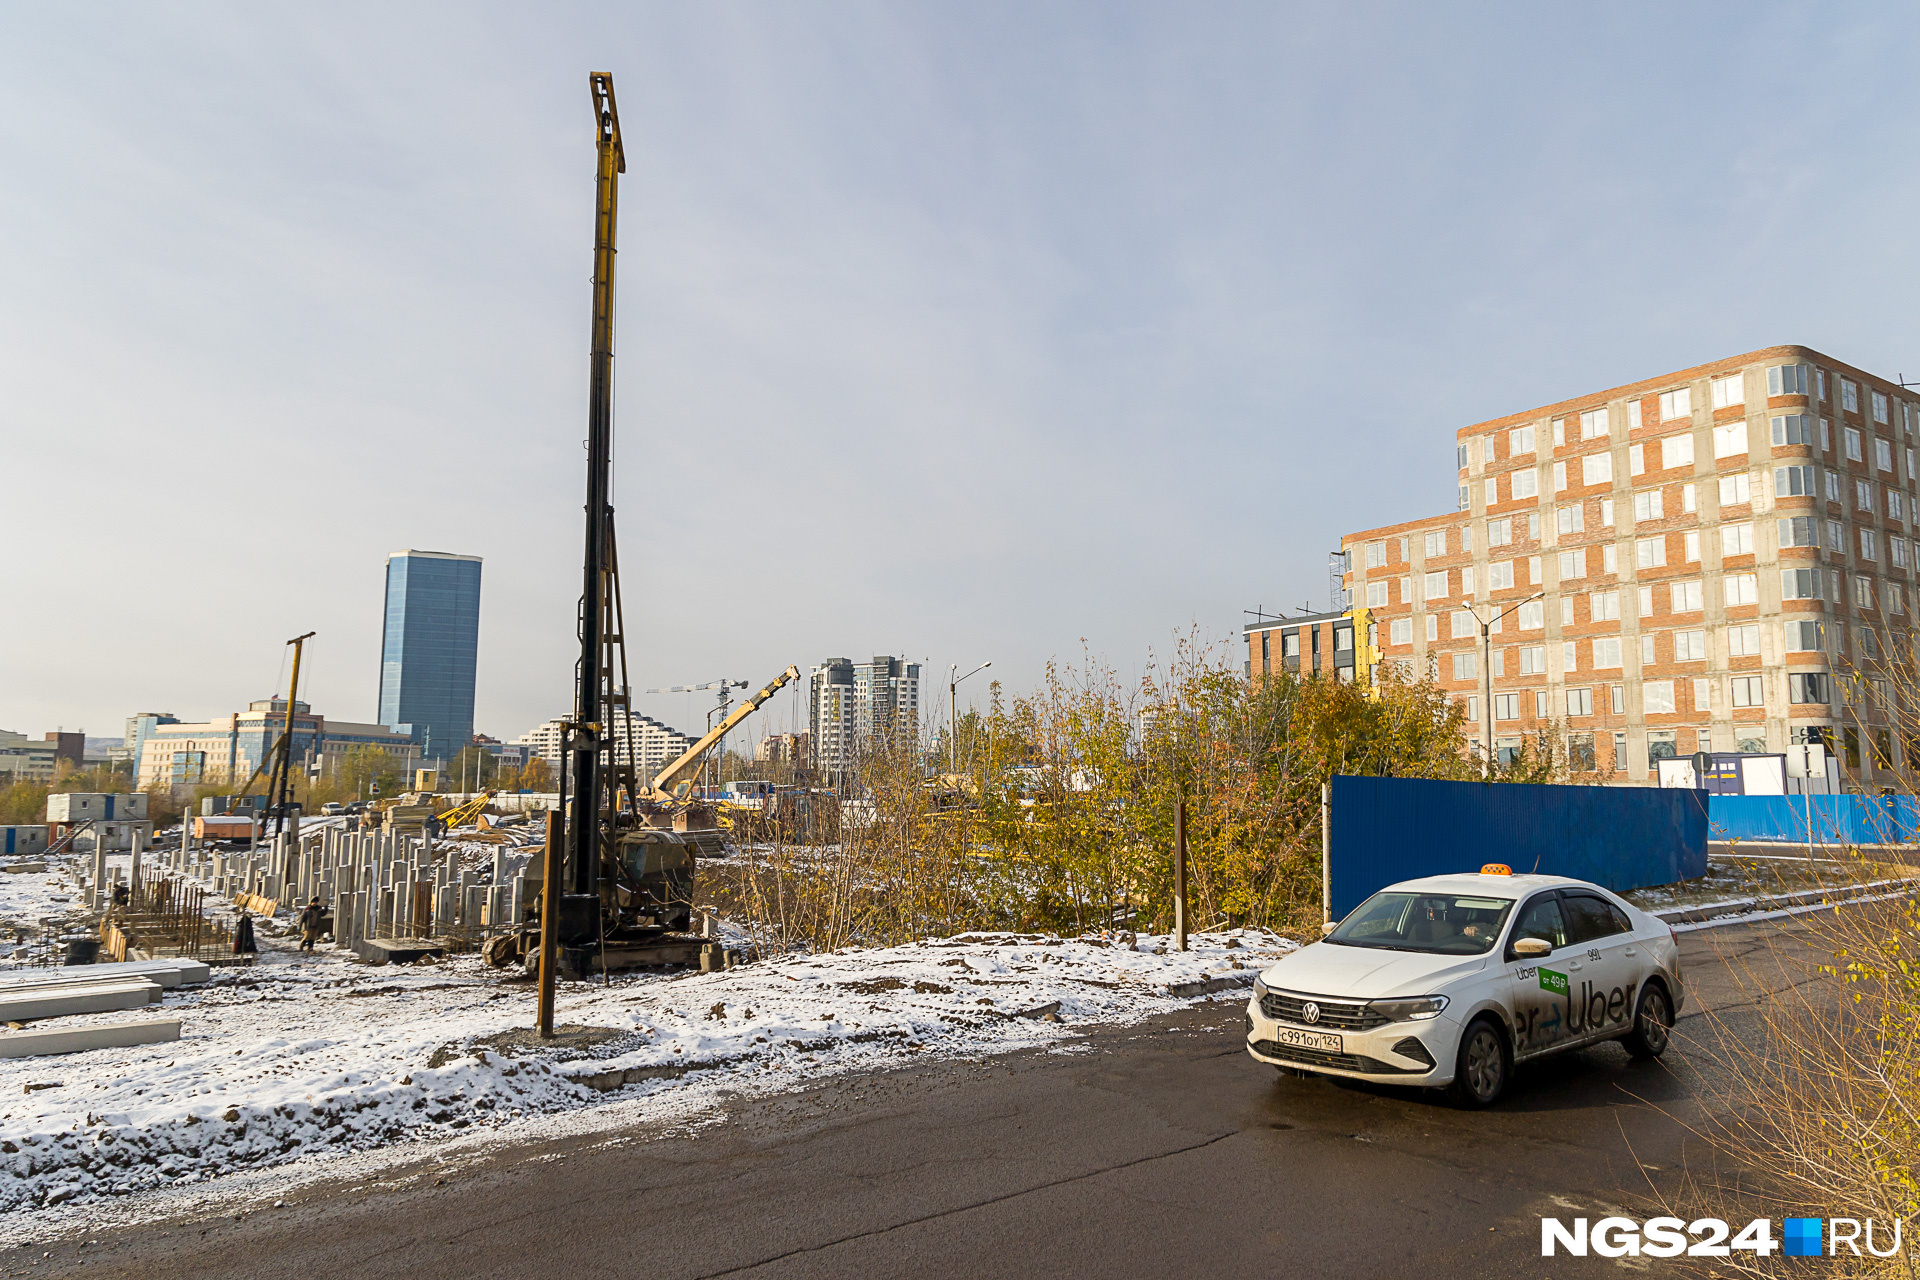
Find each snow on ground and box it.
[0,924,1294,1234]
[0,862,83,936]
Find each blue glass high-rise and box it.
[378,550,482,765]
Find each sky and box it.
[5,3,1920,749]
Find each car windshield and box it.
[1326,892,1517,955]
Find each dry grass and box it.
[1649,860,1920,1277]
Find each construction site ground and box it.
[16,915,1819,1280]
[0,911,1292,1230]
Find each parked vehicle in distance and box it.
[1245,868,1684,1107]
[320,802,345,815]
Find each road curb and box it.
[1654,877,1917,930]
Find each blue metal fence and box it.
[1706,794,1920,846]
[1326,775,1709,918]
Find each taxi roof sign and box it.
[1480,863,1513,875]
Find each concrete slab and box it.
[2,862,48,874]
[0,981,161,1021]
[0,958,211,988]
[0,1017,180,1059]
[0,975,164,1004]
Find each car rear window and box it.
[1327,892,1516,955]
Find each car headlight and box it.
[1252,975,1270,999]
[1368,995,1448,1022]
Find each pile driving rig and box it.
[496,73,797,981]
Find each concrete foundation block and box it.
[0,977,164,1005]
[0,1018,181,1059]
[0,982,162,1021]
[1,958,210,988]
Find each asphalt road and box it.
[27,920,1814,1280]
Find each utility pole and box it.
[1473,592,1543,776]
[948,661,991,775]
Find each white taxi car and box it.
[1246,868,1684,1106]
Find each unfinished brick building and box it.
[1338,345,1919,784]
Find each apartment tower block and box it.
[809,655,922,778]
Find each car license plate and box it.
[1275,1027,1341,1053]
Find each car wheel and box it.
[1446,1017,1509,1108]
[1623,982,1673,1059]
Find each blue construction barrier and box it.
[1706,794,1920,846]
[1327,775,1709,918]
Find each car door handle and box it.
[1623,947,1637,957]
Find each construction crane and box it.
[435,789,497,832]
[645,666,800,800]
[641,678,749,789]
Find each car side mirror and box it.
[1512,937,1552,958]
[1320,921,1338,937]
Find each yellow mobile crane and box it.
[643,665,800,803]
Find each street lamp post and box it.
[1473,590,1545,776]
[949,661,992,775]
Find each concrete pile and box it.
[149,822,534,958]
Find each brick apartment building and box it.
[1244,609,1357,684]
[1332,345,1919,784]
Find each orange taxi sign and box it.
[1480,863,1513,875]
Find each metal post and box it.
[1474,592,1541,778]
[1807,788,1817,869]
[1480,617,1494,776]
[1173,793,1188,952]
[1321,782,1331,924]
[946,661,991,779]
[537,809,560,1037]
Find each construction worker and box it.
[298,897,325,953]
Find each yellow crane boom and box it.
[647,665,800,800]
[437,789,497,830]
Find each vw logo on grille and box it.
[1302,1001,1321,1024]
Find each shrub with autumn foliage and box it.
[715,637,1563,951]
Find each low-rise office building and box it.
[1243,608,1362,684]
[136,701,420,789]
[0,731,56,781]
